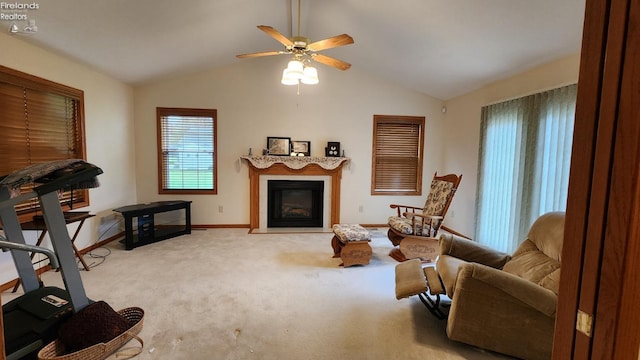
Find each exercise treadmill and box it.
[0,160,103,360]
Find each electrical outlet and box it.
[218,205,223,213]
[358,205,363,213]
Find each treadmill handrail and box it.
[0,238,60,269]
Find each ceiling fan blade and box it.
[312,54,351,71]
[257,25,293,47]
[307,34,354,52]
[236,50,285,59]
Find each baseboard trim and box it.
[359,224,389,228]
[192,224,250,229]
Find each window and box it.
[475,84,577,253]
[157,108,217,194]
[371,115,425,195]
[0,65,87,221]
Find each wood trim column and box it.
[553,0,614,356]
[595,0,640,356]
[246,163,345,231]
[553,0,640,357]
[1,290,5,360]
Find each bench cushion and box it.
[332,224,371,243]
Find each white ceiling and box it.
[7,0,585,100]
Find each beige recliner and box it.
[395,211,564,360]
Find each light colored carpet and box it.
[6,228,511,360]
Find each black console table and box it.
[113,200,192,250]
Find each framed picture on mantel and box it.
[292,140,311,156]
[267,137,291,156]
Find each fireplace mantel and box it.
[241,156,349,232]
[240,155,349,170]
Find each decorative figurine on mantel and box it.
[325,142,341,157]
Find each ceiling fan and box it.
[236,0,354,84]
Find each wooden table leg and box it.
[330,236,343,258]
[12,216,91,293]
[69,219,90,271]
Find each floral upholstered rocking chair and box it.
[387,172,462,262]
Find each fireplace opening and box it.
[267,180,324,227]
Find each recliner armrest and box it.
[457,262,557,317]
[446,262,557,359]
[439,234,511,269]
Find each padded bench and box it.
[330,224,372,267]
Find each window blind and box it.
[476,84,577,253]
[0,66,86,218]
[157,108,217,194]
[371,115,424,195]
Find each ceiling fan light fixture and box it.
[236,0,354,88]
[281,68,299,85]
[286,60,304,79]
[301,66,319,85]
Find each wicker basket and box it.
[38,307,144,360]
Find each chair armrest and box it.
[456,262,557,317]
[439,233,511,269]
[390,203,424,217]
[440,226,472,240]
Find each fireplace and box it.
[267,180,324,227]
[241,155,349,232]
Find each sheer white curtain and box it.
[475,84,577,253]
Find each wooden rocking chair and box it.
[387,172,462,262]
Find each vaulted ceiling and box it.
[6,0,585,100]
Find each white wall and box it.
[0,33,137,284]
[0,32,581,285]
[133,56,445,226]
[441,53,581,237]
